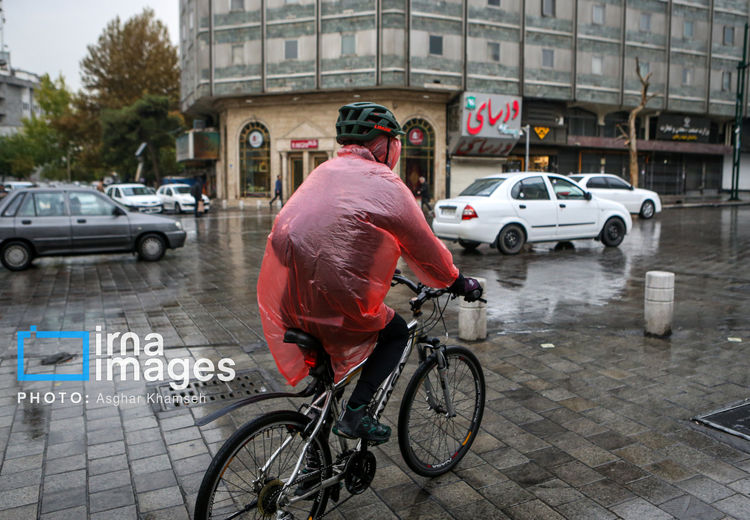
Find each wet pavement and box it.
[1,205,750,519]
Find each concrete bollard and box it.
[221,199,227,209]
[458,277,487,341]
[645,271,674,337]
[238,200,245,210]
[257,200,262,210]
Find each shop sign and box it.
[449,92,523,156]
[291,139,318,149]
[656,115,710,142]
[408,128,425,146]
[534,126,550,140]
[248,130,264,148]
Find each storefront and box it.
[211,90,450,204]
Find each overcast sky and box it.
[2,0,179,92]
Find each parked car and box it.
[4,181,35,191]
[568,174,662,219]
[0,188,186,271]
[105,183,163,213]
[432,172,632,254]
[156,184,210,213]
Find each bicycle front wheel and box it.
[398,346,485,477]
[195,410,332,520]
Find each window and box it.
[2,193,25,216]
[592,56,603,75]
[285,40,298,60]
[69,192,114,216]
[592,4,605,25]
[429,35,443,56]
[510,177,550,200]
[683,20,694,39]
[18,194,35,217]
[488,42,500,62]
[722,71,732,91]
[189,11,194,30]
[640,61,650,76]
[640,13,651,32]
[682,67,692,85]
[488,0,500,6]
[459,178,506,197]
[542,0,555,17]
[230,0,244,11]
[606,177,631,190]
[341,34,355,55]
[586,177,609,189]
[550,177,585,199]
[232,44,243,65]
[542,48,554,68]
[724,26,735,46]
[34,193,67,217]
[122,187,151,196]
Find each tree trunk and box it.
[147,144,161,185]
[628,109,640,188]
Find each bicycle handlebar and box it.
[391,270,485,312]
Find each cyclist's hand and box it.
[449,274,483,302]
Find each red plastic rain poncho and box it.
[257,142,459,386]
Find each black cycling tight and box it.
[348,313,409,409]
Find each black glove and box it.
[448,273,483,302]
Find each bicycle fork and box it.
[420,347,457,418]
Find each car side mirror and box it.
[584,191,592,201]
[629,185,634,191]
[113,206,126,216]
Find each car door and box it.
[606,176,639,212]
[69,191,132,252]
[164,187,175,210]
[548,175,599,239]
[509,176,557,241]
[13,191,72,253]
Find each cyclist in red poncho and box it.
[257,102,481,443]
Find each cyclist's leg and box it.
[349,313,408,407]
[334,313,408,442]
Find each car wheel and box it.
[137,234,166,261]
[639,200,655,219]
[458,239,480,251]
[1,241,33,271]
[175,202,182,214]
[601,217,626,247]
[496,224,525,255]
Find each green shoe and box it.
[332,404,391,443]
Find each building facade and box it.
[0,53,41,136]
[179,0,749,202]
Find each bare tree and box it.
[617,57,658,188]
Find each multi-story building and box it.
[179,0,749,202]
[0,53,41,137]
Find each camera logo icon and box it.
[17,326,90,382]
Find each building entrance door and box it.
[312,153,328,170]
[290,154,304,193]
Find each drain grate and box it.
[694,401,750,442]
[146,369,271,412]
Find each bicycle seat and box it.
[283,328,324,353]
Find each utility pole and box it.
[730,22,749,201]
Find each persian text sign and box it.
[449,92,522,156]
[656,115,710,142]
[291,139,319,149]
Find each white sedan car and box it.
[156,184,210,213]
[105,183,163,213]
[432,172,632,254]
[569,174,662,219]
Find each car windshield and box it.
[174,187,191,194]
[459,178,506,196]
[121,187,151,196]
[569,176,583,183]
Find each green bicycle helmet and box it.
[335,102,405,144]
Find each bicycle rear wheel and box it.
[195,410,331,520]
[398,346,485,477]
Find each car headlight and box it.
[174,221,182,229]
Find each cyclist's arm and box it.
[378,181,459,289]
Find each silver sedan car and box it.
[0,188,186,271]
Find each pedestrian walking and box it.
[269,175,283,209]
[191,178,204,218]
[416,176,433,216]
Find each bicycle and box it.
[194,271,486,519]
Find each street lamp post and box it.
[524,124,530,171]
[730,22,749,201]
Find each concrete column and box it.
[645,271,674,337]
[281,151,288,197]
[458,277,487,341]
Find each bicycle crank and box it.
[343,450,376,495]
